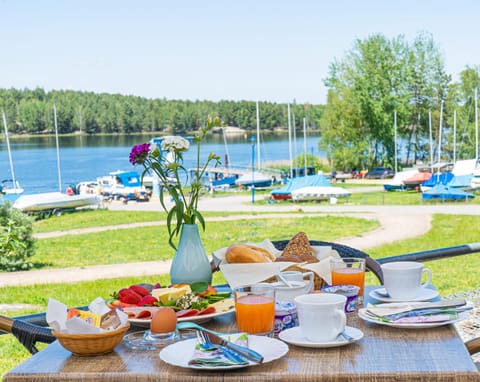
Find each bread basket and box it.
[263,265,326,290]
[52,322,130,356]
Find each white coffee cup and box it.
[381,261,432,300]
[294,293,346,342]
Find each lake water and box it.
[0,133,324,196]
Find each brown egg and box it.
[150,307,177,334]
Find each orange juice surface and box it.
[331,268,365,296]
[235,295,275,334]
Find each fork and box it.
[196,330,248,364]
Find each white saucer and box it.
[369,288,439,303]
[278,326,363,348]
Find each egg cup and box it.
[123,329,181,351]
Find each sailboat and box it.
[13,104,101,213]
[1,110,24,195]
[234,101,272,188]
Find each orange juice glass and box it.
[234,284,275,336]
[331,258,366,302]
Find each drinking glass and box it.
[330,257,366,302]
[234,283,275,336]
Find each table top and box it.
[3,286,480,382]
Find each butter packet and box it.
[100,308,122,331]
[67,308,102,327]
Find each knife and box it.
[201,330,264,364]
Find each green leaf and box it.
[190,281,208,293]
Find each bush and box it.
[0,202,35,271]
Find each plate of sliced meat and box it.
[124,298,235,327]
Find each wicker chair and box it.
[271,239,384,284]
[466,337,480,370]
[0,314,54,354]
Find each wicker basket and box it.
[52,322,130,356]
[263,265,326,290]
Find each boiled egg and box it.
[150,307,177,334]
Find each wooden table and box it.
[3,287,480,382]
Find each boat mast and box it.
[394,110,397,174]
[303,117,307,175]
[2,110,17,191]
[429,110,433,172]
[221,127,230,170]
[287,103,293,178]
[53,103,62,192]
[256,100,261,169]
[453,109,456,163]
[475,88,478,160]
[437,99,444,173]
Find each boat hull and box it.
[13,192,101,212]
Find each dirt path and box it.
[1,194,436,286]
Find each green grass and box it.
[1,210,480,378]
[32,216,377,269]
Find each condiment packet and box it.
[46,297,128,334]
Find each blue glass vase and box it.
[170,223,212,285]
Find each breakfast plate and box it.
[358,308,468,329]
[128,307,235,327]
[369,288,439,303]
[278,326,363,348]
[159,335,289,370]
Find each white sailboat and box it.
[13,104,101,213]
[235,101,272,188]
[1,110,24,195]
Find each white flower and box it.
[161,136,190,153]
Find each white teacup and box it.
[294,293,346,342]
[381,261,432,300]
[276,271,314,293]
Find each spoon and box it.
[276,273,294,288]
[337,330,354,342]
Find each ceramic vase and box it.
[169,223,212,285]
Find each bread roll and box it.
[225,244,276,263]
[281,232,314,257]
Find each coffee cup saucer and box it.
[369,287,439,303]
[278,326,363,348]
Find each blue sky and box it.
[0,0,478,104]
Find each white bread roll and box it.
[225,244,276,263]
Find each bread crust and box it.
[225,244,276,263]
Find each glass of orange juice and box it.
[330,258,366,303]
[234,283,275,336]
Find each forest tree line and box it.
[0,88,323,136]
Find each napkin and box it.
[46,297,129,334]
[214,239,341,289]
[188,333,249,367]
[362,302,460,324]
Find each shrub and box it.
[0,202,35,271]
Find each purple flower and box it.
[129,143,150,165]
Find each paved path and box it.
[4,193,480,287]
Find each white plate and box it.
[278,326,363,348]
[128,307,235,327]
[358,308,468,329]
[159,335,289,370]
[369,288,439,303]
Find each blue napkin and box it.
[188,333,249,367]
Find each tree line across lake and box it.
[0,88,323,136]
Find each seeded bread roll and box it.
[281,232,314,258]
[225,244,276,263]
